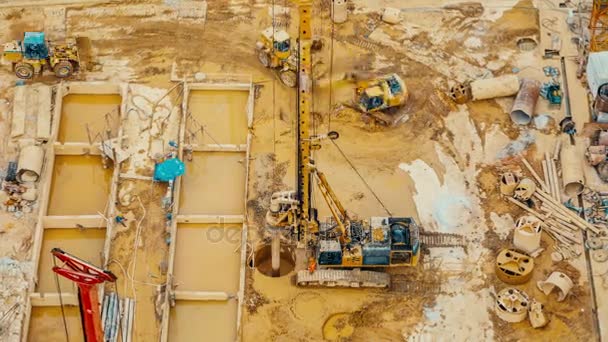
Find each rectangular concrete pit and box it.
[178,152,245,215]
[187,90,248,145]
[173,224,242,293]
[57,94,122,143]
[169,301,237,342]
[35,228,106,294]
[28,306,84,342]
[47,155,112,215]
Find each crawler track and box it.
[419,232,467,248]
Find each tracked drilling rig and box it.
[265,1,420,288]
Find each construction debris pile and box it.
[0,258,31,342]
[500,141,606,261]
[101,292,135,342]
[490,135,607,327]
[1,144,44,217]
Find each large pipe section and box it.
[271,231,281,277]
[17,145,44,182]
[470,74,520,101]
[510,78,540,125]
[331,0,347,24]
[561,145,585,196]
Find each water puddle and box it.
[323,313,355,341]
[187,90,248,145]
[169,301,237,342]
[48,155,112,215]
[173,224,241,293]
[36,228,106,293]
[178,152,245,215]
[28,306,84,342]
[58,94,121,143]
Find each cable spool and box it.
[587,237,604,250]
[495,248,534,285]
[592,249,608,263]
[495,287,530,323]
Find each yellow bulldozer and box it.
[256,27,298,87]
[2,32,80,79]
[340,73,409,126]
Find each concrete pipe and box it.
[510,78,541,125]
[382,8,401,24]
[537,271,573,302]
[17,145,44,183]
[595,84,608,113]
[21,188,38,201]
[331,0,347,24]
[470,74,520,101]
[561,145,585,196]
[271,231,281,277]
[599,130,608,145]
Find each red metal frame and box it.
[51,248,117,342]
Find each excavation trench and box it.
[29,92,117,341]
[167,85,251,342]
[48,155,112,215]
[25,82,253,342]
[57,93,121,143]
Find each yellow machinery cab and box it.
[259,27,291,64]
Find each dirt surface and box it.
[243,0,596,341]
[0,0,602,341]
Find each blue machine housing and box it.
[22,32,49,60]
[362,243,390,265]
[318,240,342,265]
[389,217,420,255]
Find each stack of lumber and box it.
[506,143,604,259]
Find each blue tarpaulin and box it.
[154,158,185,182]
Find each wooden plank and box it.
[189,83,250,91]
[176,214,244,224]
[35,85,53,142]
[11,85,26,138]
[53,142,102,155]
[30,293,79,307]
[160,81,188,342]
[521,156,548,192]
[119,173,154,181]
[101,83,128,275]
[43,215,107,228]
[173,291,231,301]
[190,143,246,152]
[236,83,253,341]
[65,82,121,95]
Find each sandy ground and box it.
[0,0,604,341]
[243,0,597,341]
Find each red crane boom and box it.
[51,248,117,342]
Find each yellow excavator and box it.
[265,1,420,288]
